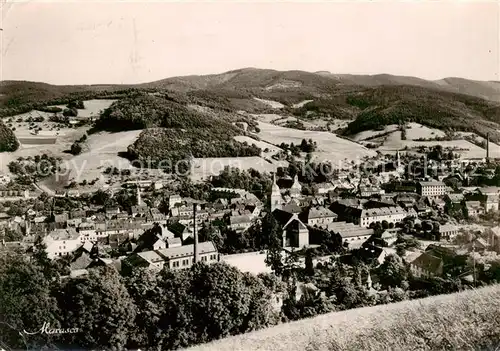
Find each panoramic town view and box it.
[1,1,500,350]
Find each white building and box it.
[417,181,447,198]
[44,228,82,259]
[439,224,459,240]
[128,241,219,271]
[359,206,407,227]
[305,206,337,228]
[327,221,374,249]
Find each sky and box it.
[1,1,499,85]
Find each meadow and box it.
[256,121,377,164]
[190,156,278,182]
[186,284,500,351]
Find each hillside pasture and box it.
[256,121,377,164]
[186,284,500,351]
[190,156,278,182]
[253,97,285,109]
[404,122,446,140]
[47,99,115,116]
[351,124,399,142]
[57,130,149,188]
[292,100,314,108]
[379,130,498,158]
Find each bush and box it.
[70,142,83,155]
[63,108,78,117]
[67,100,85,109]
[0,121,19,152]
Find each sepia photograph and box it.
[1,0,500,350]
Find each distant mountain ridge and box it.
[143,68,500,102]
[2,68,500,143]
[2,68,500,104]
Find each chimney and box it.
[486,133,490,163]
[193,203,199,264]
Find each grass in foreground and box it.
[186,284,500,351]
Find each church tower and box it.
[136,181,143,207]
[366,272,373,290]
[290,174,302,198]
[270,173,282,212]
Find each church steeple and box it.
[366,272,372,290]
[271,172,280,195]
[270,172,281,211]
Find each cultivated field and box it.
[186,284,500,351]
[256,121,377,164]
[190,156,279,182]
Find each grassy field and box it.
[59,130,150,186]
[186,284,500,351]
[49,99,116,119]
[352,124,400,142]
[256,121,376,164]
[292,100,314,108]
[405,122,446,140]
[190,156,278,182]
[377,129,498,158]
[253,97,285,109]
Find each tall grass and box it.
[186,285,500,351]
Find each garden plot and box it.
[256,121,376,163]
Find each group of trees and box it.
[69,134,87,155]
[7,154,60,184]
[278,139,317,156]
[126,127,261,173]
[0,243,283,350]
[0,120,19,152]
[209,167,271,200]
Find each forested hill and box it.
[92,92,262,170]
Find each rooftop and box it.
[419,181,446,187]
[156,241,217,260]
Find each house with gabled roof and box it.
[410,252,444,278]
[272,209,309,248]
[301,206,337,228]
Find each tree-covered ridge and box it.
[341,85,500,141]
[126,128,261,171]
[94,92,251,132]
[0,120,19,152]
